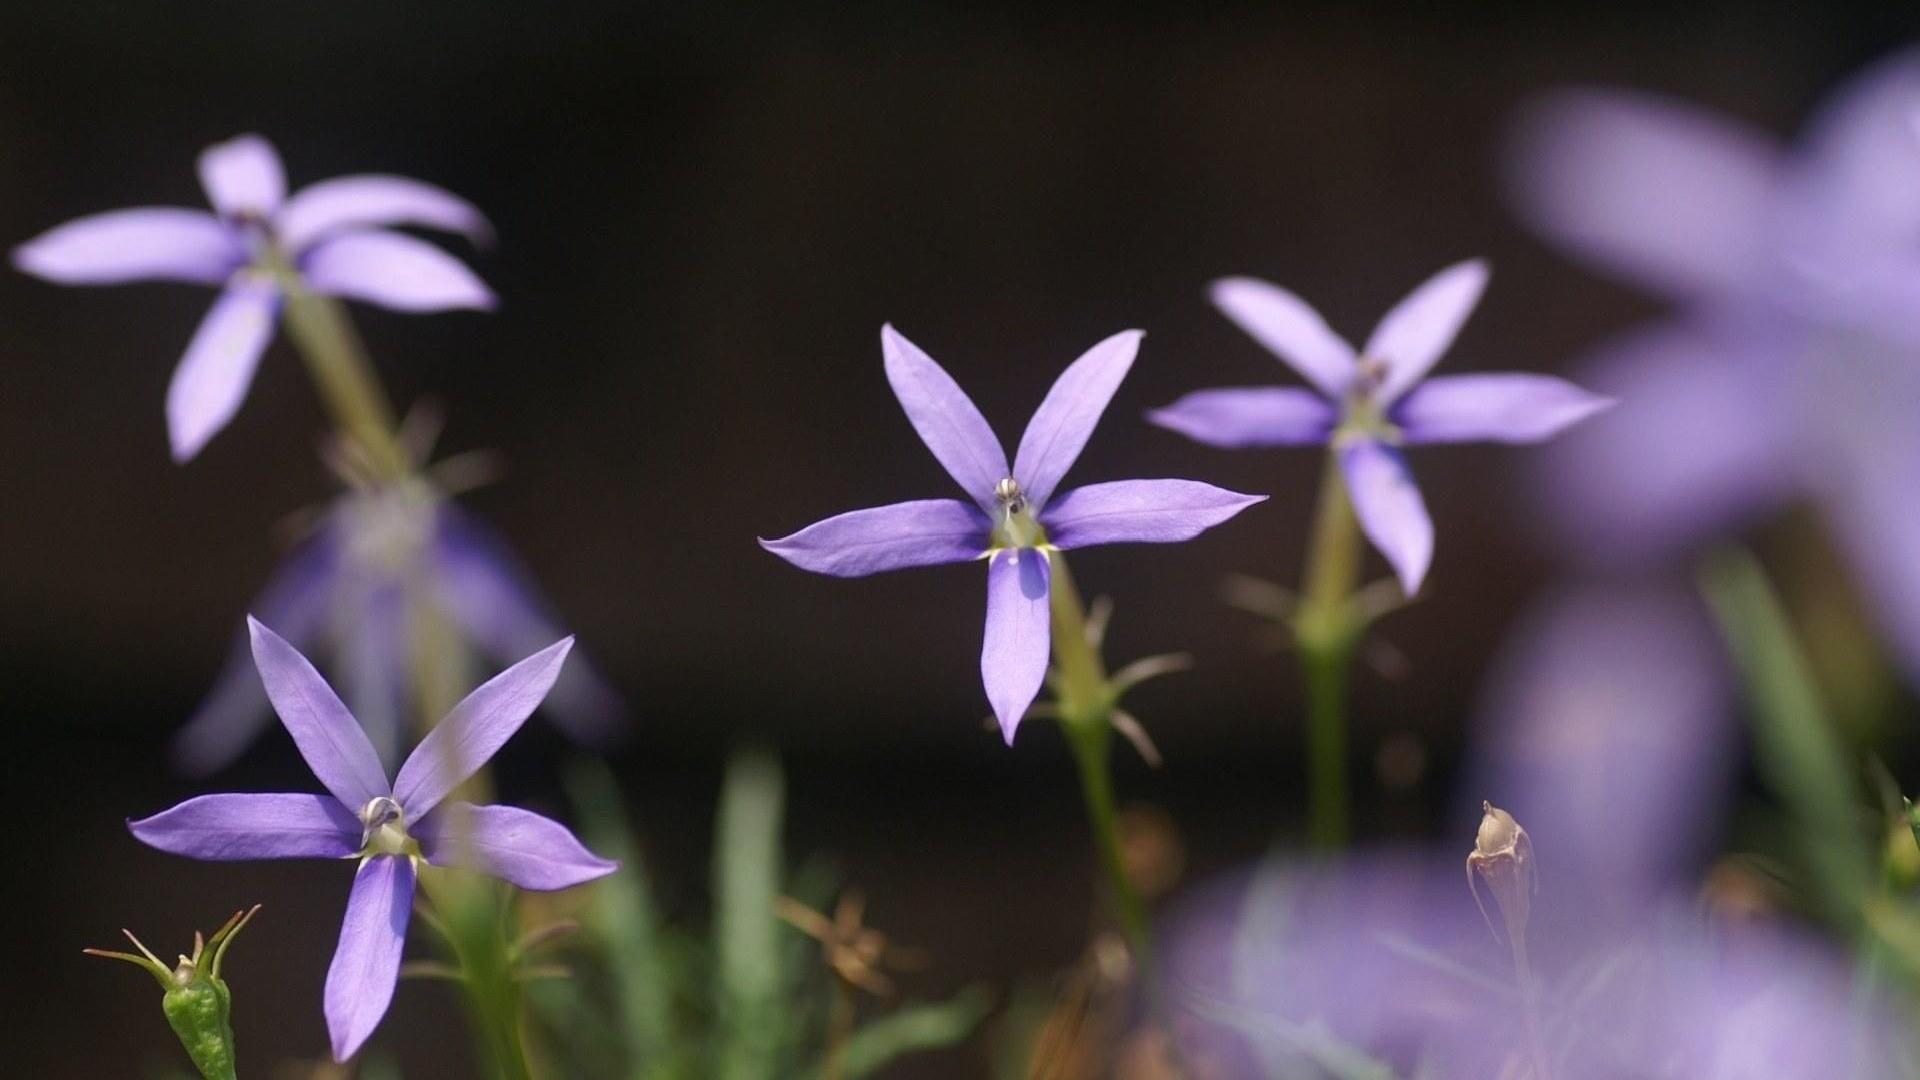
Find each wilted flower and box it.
[1149,261,1610,594]
[761,325,1264,741]
[1506,49,1920,680]
[775,890,923,997]
[174,465,624,774]
[130,619,616,1061]
[13,134,493,460]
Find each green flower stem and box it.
[418,868,536,1080]
[263,250,523,1076]
[1294,450,1363,849]
[264,250,411,482]
[1047,555,1152,972]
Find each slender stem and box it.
[265,252,528,1077]
[1294,450,1362,849]
[822,976,856,1080]
[1047,555,1152,973]
[418,871,537,1080]
[1301,647,1351,850]
[266,253,411,481]
[1509,935,1552,1080]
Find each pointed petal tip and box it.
[167,430,202,464]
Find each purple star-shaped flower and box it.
[12,134,494,461]
[760,325,1265,742]
[1505,49,1920,682]
[1148,261,1612,595]
[130,618,616,1062]
[174,477,624,775]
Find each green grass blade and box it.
[836,985,994,1079]
[711,744,786,1079]
[1700,547,1873,923]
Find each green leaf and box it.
[836,985,995,1079]
[564,759,680,1072]
[711,744,786,1080]
[1700,547,1874,924]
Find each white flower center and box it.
[990,478,1047,550]
[341,480,436,573]
[359,796,412,856]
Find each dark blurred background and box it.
[1,3,1914,1075]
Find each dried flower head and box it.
[775,890,925,997]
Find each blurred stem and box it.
[418,869,536,1080]
[822,976,856,1080]
[1509,935,1552,1080]
[267,250,411,481]
[1295,451,1360,849]
[1048,555,1153,977]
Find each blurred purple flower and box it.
[174,474,624,774]
[1166,853,1901,1079]
[1460,580,1736,904]
[1149,261,1610,595]
[1507,49,1920,679]
[131,619,616,1062]
[12,134,494,461]
[761,325,1264,742]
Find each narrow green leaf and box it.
[711,744,786,1080]
[837,985,995,1079]
[1700,547,1873,923]
[563,759,678,1071]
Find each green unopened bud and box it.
[86,905,260,1080]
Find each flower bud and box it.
[86,905,260,1080]
[1467,801,1535,946]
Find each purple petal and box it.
[248,617,390,809]
[277,175,493,254]
[173,529,344,775]
[1040,479,1265,549]
[982,549,1050,745]
[1366,259,1488,404]
[431,506,626,744]
[1505,89,1782,299]
[1393,373,1614,445]
[1774,52,1920,340]
[759,499,990,577]
[417,802,618,891]
[1012,330,1141,511]
[129,793,360,860]
[881,324,1009,510]
[1146,386,1337,448]
[1339,439,1433,596]
[1209,277,1356,397]
[1526,316,1794,565]
[300,230,495,312]
[12,208,241,286]
[325,855,415,1062]
[166,279,281,462]
[392,637,573,816]
[1814,347,1920,687]
[198,135,287,218]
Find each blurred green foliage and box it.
[526,748,988,1079]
